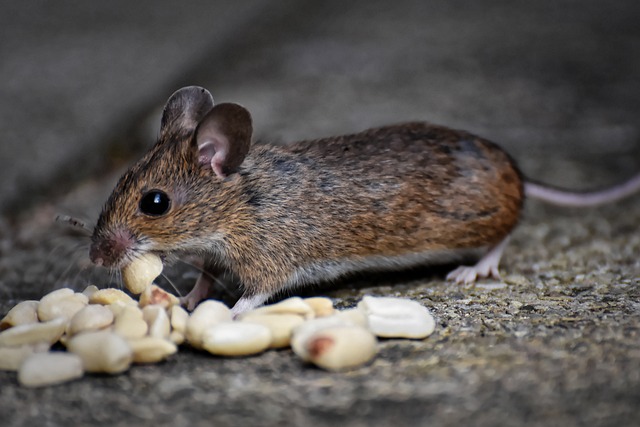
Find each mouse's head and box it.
[90,86,252,268]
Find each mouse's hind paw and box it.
[446,237,510,284]
[446,263,500,284]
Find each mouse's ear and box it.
[195,103,253,178]
[160,86,214,138]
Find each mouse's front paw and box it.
[181,279,213,311]
[180,295,200,312]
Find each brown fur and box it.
[91,87,524,306]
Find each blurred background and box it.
[1,2,640,424]
[1,0,639,223]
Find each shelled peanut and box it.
[0,261,436,387]
[121,253,163,295]
[0,282,181,387]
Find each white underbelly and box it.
[284,247,485,289]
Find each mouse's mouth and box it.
[90,246,167,272]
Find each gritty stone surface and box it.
[1,1,640,426]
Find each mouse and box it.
[89,86,640,315]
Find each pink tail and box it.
[525,173,640,207]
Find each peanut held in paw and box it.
[122,253,163,295]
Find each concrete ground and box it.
[1,1,639,426]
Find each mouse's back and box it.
[239,122,524,259]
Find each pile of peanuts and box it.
[0,254,436,387]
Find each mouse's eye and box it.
[139,190,171,217]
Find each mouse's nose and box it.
[89,240,112,266]
[89,229,134,267]
[89,246,104,266]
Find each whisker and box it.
[114,269,123,290]
[81,254,107,289]
[49,240,91,291]
[86,266,98,288]
[175,257,204,274]
[55,250,85,290]
[176,258,237,297]
[103,267,116,289]
[72,243,97,289]
[70,260,95,291]
[70,267,87,291]
[43,240,72,271]
[160,273,183,298]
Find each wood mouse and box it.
[89,86,640,315]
